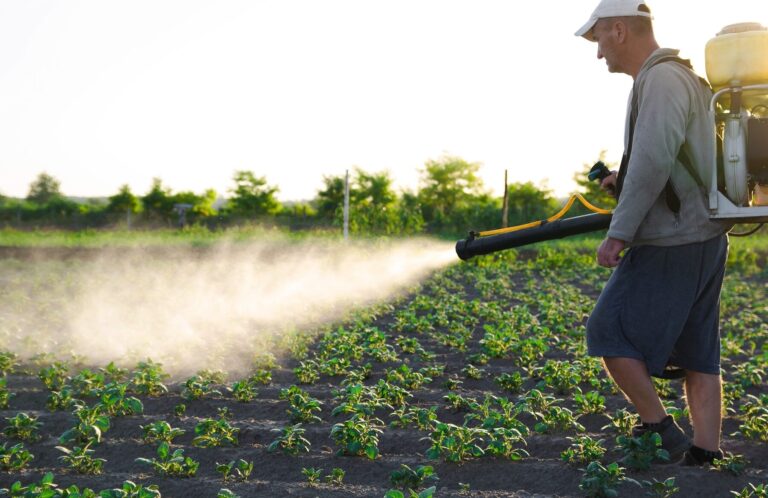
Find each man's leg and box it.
[603,357,667,423]
[684,370,722,451]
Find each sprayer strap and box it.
[476,193,612,238]
[615,55,710,213]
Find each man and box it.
[575,0,730,466]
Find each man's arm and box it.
[607,65,691,243]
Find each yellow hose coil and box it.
[476,193,613,237]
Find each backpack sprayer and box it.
[456,22,768,261]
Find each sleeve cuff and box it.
[607,227,633,243]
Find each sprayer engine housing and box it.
[706,22,768,222]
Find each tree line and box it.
[0,155,615,236]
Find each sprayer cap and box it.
[575,0,652,41]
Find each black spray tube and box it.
[455,213,612,260]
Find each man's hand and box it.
[601,171,618,195]
[597,237,626,268]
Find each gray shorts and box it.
[586,234,728,377]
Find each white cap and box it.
[575,0,652,40]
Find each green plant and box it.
[0,352,18,376]
[641,477,679,498]
[561,435,606,465]
[602,408,639,436]
[375,379,412,408]
[192,415,239,447]
[444,392,475,412]
[461,363,484,380]
[217,489,240,498]
[302,466,322,487]
[249,368,272,385]
[616,432,669,470]
[135,442,199,477]
[731,483,768,498]
[573,389,606,415]
[141,420,185,444]
[485,427,529,460]
[229,378,259,402]
[0,378,15,409]
[294,360,320,384]
[99,382,143,416]
[174,403,187,417]
[59,404,111,445]
[330,414,383,459]
[386,365,431,390]
[56,442,105,474]
[536,360,581,394]
[182,374,223,400]
[390,406,438,431]
[1,473,59,497]
[0,442,33,471]
[47,386,83,412]
[713,452,749,476]
[425,422,485,462]
[130,360,169,396]
[99,480,161,498]
[442,377,462,391]
[495,371,524,393]
[100,362,129,383]
[389,464,438,490]
[216,459,253,482]
[385,488,436,498]
[324,467,345,486]
[280,385,323,424]
[69,369,106,397]
[3,412,42,442]
[533,406,585,434]
[38,362,69,390]
[268,423,311,455]
[579,461,633,498]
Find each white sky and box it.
[0,1,765,201]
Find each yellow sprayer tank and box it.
[705,23,768,108]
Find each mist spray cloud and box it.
[1,238,455,376]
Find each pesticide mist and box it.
[0,238,455,376]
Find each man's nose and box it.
[597,47,604,60]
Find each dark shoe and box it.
[630,415,691,464]
[682,445,723,466]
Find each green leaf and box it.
[364,446,378,460]
[418,487,437,498]
[384,491,405,498]
[157,442,170,460]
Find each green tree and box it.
[417,155,486,232]
[505,182,560,226]
[315,174,347,220]
[354,169,397,207]
[107,184,141,227]
[347,168,402,234]
[107,185,141,214]
[226,170,280,216]
[171,189,218,219]
[192,189,218,217]
[313,169,424,234]
[418,156,484,216]
[141,178,175,223]
[27,172,63,204]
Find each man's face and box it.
[592,19,622,73]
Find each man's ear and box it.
[614,20,628,43]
